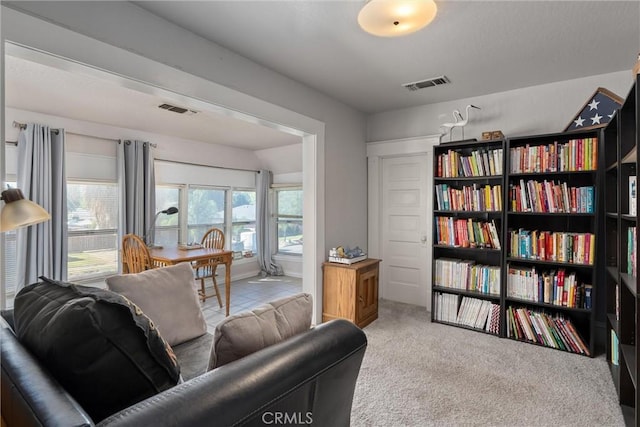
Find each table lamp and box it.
[144,206,178,248]
[1,188,51,232]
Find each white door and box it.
[381,154,431,307]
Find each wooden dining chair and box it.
[194,227,225,306]
[121,233,153,273]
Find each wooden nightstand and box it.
[322,258,381,328]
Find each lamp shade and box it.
[358,0,438,37]
[0,189,51,232]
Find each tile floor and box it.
[200,275,302,332]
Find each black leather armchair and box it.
[1,317,367,426]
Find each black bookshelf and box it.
[605,74,639,427]
[504,130,601,357]
[431,138,505,335]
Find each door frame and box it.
[367,135,440,307]
[1,9,326,323]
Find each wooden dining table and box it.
[149,246,233,316]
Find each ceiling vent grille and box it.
[158,103,194,114]
[402,75,450,91]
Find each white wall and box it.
[254,143,303,184]
[5,108,264,171]
[367,71,635,142]
[1,2,368,253]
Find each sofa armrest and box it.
[98,319,367,427]
[1,328,94,427]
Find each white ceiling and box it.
[135,0,640,114]
[5,55,302,150]
[4,1,639,150]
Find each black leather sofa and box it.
[1,313,367,427]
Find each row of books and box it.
[506,265,592,309]
[435,183,502,212]
[435,217,501,249]
[507,229,595,265]
[436,148,504,178]
[434,258,500,295]
[434,293,500,333]
[505,307,590,355]
[509,137,598,173]
[628,226,637,277]
[509,180,594,213]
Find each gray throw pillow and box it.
[208,293,312,369]
[106,263,207,346]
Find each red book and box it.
[553,318,580,353]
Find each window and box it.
[187,187,226,243]
[276,188,303,255]
[232,190,256,255]
[3,181,17,306]
[67,181,119,281]
[155,185,182,247]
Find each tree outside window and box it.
[276,188,303,255]
[188,187,225,243]
[67,181,118,281]
[232,190,256,256]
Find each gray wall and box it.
[368,70,635,142]
[1,1,368,252]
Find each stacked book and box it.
[628,226,637,277]
[435,217,501,249]
[434,293,500,333]
[509,180,594,213]
[509,137,598,173]
[435,183,502,211]
[506,265,592,309]
[507,229,595,265]
[437,148,503,177]
[506,306,590,355]
[435,258,500,295]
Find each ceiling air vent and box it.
[402,75,450,91]
[158,103,190,114]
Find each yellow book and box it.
[469,153,478,176]
[589,233,595,265]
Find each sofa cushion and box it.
[173,333,214,381]
[13,277,181,422]
[106,263,207,346]
[209,293,312,369]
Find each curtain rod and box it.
[13,121,60,135]
[155,157,259,173]
[6,125,157,148]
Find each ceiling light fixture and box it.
[358,0,438,37]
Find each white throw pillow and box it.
[106,263,207,346]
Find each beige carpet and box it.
[351,300,624,426]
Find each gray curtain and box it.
[16,124,67,289]
[117,140,156,246]
[256,170,282,276]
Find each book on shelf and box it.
[509,180,594,213]
[630,176,637,216]
[628,226,637,276]
[435,258,500,295]
[506,265,590,309]
[611,330,619,366]
[436,147,503,178]
[507,229,595,265]
[435,217,501,249]
[509,137,598,173]
[435,183,502,211]
[433,292,500,332]
[506,306,590,355]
